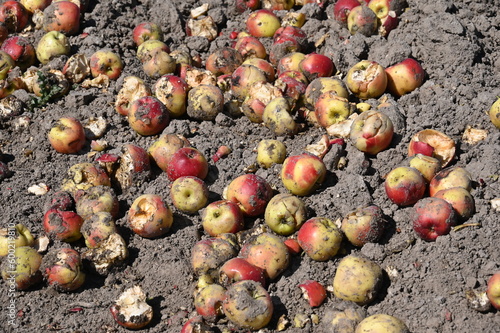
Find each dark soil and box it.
[1,0,499,332]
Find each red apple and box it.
[194,283,226,322]
[235,0,261,13]
[170,176,209,214]
[225,174,273,216]
[284,238,302,255]
[0,1,29,32]
[43,1,80,35]
[384,166,426,206]
[219,257,266,287]
[43,208,84,242]
[273,26,307,48]
[299,53,335,82]
[385,58,425,97]
[147,133,191,172]
[378,10,399,37]
[127,194,173,238]
[90,49,123,80]
[180,316,212,333]
[115,75,152,116]
[411,197,457,241]
[281,153,327,196]
[341,205,386,247]
[346,60,387,100]
[487,272,500,310]
[299,280,327,307]
[297,217,343,261]
[48,117,86,154]
[333,0,361,25]
[234,36,268,60]
[246,9,281,38]
[166,147,209,181]
[1,36,36,71]
[349,110,394,155]
[42,248,85,292]
[268,35,301,66]
[132,22,163,47]
[127,96,170,136]
[201,200,245,236]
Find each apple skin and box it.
[0,1,29,32]
[0,36,36,71]
[384,166,426,206]
[48,117,86,154]
[128,96,170,136]
[43,1,81,36]
[194,283,226,322]
[432,187,475,222]
[147,133,191,172]
[429,166,472,197]
[166,147,209,181]
[1,246,43,290]
[349,110,394,155]
[273,26,307,49]
[132,22,163,46]
[299,53,335,82]
[486,272,500,310]
[225,174,273,217]
[170,176,209,214]
[219,257,267,287]
[299,280,327,307]
[246,9,281,38]
[201,200,245,236]
[223,280,273,330]
[153,74,189,118]
[411,197,457,242]
[264,193,308,236]
[341,205,386,247]
[42,248,85,292]
[346,60,387,100]
[297,217,343,261]
[239,232,290,280]
[43,208,84,242]
[333,0,361,25]
[385,58,425,97]
[127,194,173,238]
[281,153,327,196]
[407,129,456,168]
[90,50,123,80]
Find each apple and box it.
[347,5,378,36]
[355,314,409,332]
[281,153,327,196]
[48,117,86,154]
[349,110,394,155]
[115,75,152,116]
[234,36,268,60]
[219,257,267,287]
[136,40,170,62]
[225,174,273,216]
[170,176,209,214]
[147,133,191,172]
[276,52,306,75]
[206,47,243,77]
[142,49,176,78]
[1,246,42,290]
[194,283,226,322]
[299,53,335,82]
[368,0,407,18]
[240,81,282,123]
[1,36,36,71]
[385,58,425,97]
[132,22,163,46]
[487,272,500,310]
[110,286,153,330]
[412,197,457,241]
[80,211,117,248]
[166,147,209,181]
[315,92,355,128]
[273,26,308,49]
[0,51,14,80]
[127,194,173,238]
[429,166,472,197]
[127,96,170,136]
[256,139,287,168]
[0,224,34,257]
[268,35,301,66]
[52,0,89,12]
[384,166,426,206]
[153,74,189,118]
[60,162,111,196]
[201,200,245,236]
[433,187,475,222]
[407,129,456,167]
[341,205,386,247]
[36,31,71,65]
[74,185,119,220]
[346,60,387,100]
[304,76,350,109]
[180,316,212,333]
[19,0,51,14]
[262,0,294,10]
[239,232,290,280]
[90,49,123,80]
[43,1,80,35]
[297,217,343,261]
[488,98,500,129]
[235,0,261,13]
[43,208,84,242]
[45,190,75,212]
[186,84,224,121]
[264,193,308,236]
[0,1,29,32]
[333,0,361,25]
[223,280,273,330]
[191,235,239,277]
[378,10,399,37]
[299,280,327,307]
[246,9,281,38]
[273,75,307,107]
[243,58,275,81]
[407,154,441,183]
[42,248,85,292]
[231,64,268,101]
[114,143,152,191]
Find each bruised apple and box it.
[225,174,273,216]
[219,257,266,287]
[264,193,307,236]
[297,217,343,261]
[411,197,457,241]
[384,166,426,206]
[341,205,386,247]
[127,194,173,238]
[349,110,394,155]
[281,153,327,196]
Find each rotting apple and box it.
[407,154,441,183]
[110,286,153,330]
[262,96,299,136]
[273,74,307,107]
[384,166,426,206]
[186,84,224,121]
[36,31,71,65]
[1,36,36,71]
[246,9,281,38]
[128,96,170,136]
[241,81,283,123]
[273,26,308,49]
[127,194,173,238]
[141,49,176,78]
[281,153,327,196]
[235,36,268,60]
[194,282,226,322]
[368,0,407,18]
[206,47,243,77]
[333,0,361,25]
[147,133,191,172]
[304,76,349,109]
[231,64,268,101]
[256,139,287,169]
[185,15,218,41]
[115,75,152,116]
[170,176,209,214]
[488,98,500,129]
[42,247,85,292]
[264,193,308,236]
[219,257,267,287]
[132,22,163,47]
[355,313,410,333]
[487,272,500,310]
[385,58,425,97]
[81,232,128,275]
[153,74,189,118]
[62,53,91,84]
[407,129,456,167]
[0,1,29,32]
[166,147,209,181]
[74,185,119,220]
[433,187,475,222]
[268,35,302,66]
[223,280,273,330]
[346,60,387,100]
[347,5,378,36]
[341,205,386,247]
[349,110,394,155]
[299,280,327,307]
[235,0,261,13]
[201,200,245,236]
[0,224,34,257]
[299,53,335,82]
[60,162,111,195]
[136,40,170,62]
[224,174,273,216]
[243,58,275,81]
[80,211,117,248]
[48,117,86,154]
[239,232,290,280]
[315,92,355,128]
[428,166,472,197]
[262,0,294,10]
[180,315,212,333]
[43,1,80,35]
[191,235,239,277]
[1,246,42,290]
[378,10,399,37]
[90,49,123,80]
[43,208,84,242]
[411,197,457,241]
[0,51,14,80]
[114,143,152,191]
[297,217,343,261]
